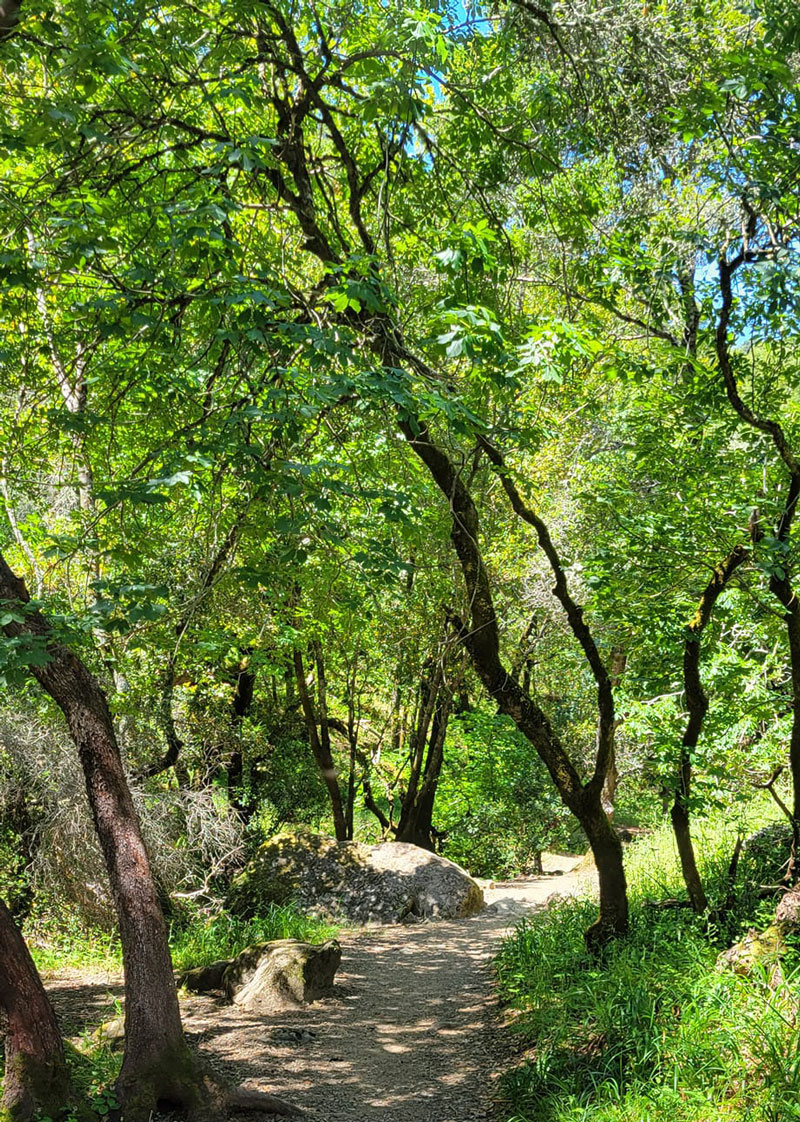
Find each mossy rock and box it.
[230,938,341,1011]
[716,923,786,977]
[228,829,368,915]
[229,831,484,925]
[177,938,341,1012]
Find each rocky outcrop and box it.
[228,830,485,925]
[179,938,341,1012]
[716,824,799,983]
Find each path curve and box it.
[46,857,591,1122]
[182,858,590,1121]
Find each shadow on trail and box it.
[44,867,589,1122]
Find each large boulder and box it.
[179,938,342,1012]
[229,830,484,924]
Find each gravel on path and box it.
[46,857,592,1122]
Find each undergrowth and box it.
[26,902,335,974]
[168,903,337,972]
[495,816,800,1122]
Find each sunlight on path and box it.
[45,858,591,1122]
[179,858,590,1121]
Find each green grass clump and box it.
[169,902,337,973]
[26,902,335,976]
[495,816,800,1122]
[27,917,123,974]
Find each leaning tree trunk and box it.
[399,418,629,945]
[0,555,207,1120]
[0,899,73,1122]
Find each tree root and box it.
[112,1034,303,1120]
[117,1071,302,1121]
[225,1086,303,1116]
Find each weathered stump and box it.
[179,938,341,1013]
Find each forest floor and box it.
[47,855,593,1122]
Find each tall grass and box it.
[169,903,337,972]
[495,816,800,1122]
[27,902,336,974]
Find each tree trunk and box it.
[775,591,800,873]
[672,544,748,912]
[0,555,207,1120]
[0,899,72,1122]
[344,654,359,840]
[395,669,453,851]
[400,418,629,945]
[134,659,185,783]
[229,653,256,818]
[293,645,348,840]
[601,648,626,818]
[671,791,707,914]
[578,801,629,952]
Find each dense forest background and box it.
[1,0,800,1118]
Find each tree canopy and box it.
[1,0,800,1116]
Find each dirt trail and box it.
[47,857,591,1122]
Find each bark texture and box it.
[672,544,748,912]
[0,554,206,1119]
[0,899,71,1122]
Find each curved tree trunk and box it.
[0,899,72,1122]
[399,419,628,945]
[672,543,748,913]
[0,554,207,1121]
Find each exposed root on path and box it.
[225,1085,303,1116]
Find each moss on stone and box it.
[717,922,786,977]
[229,830,483,925]
[229,830,367,916]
